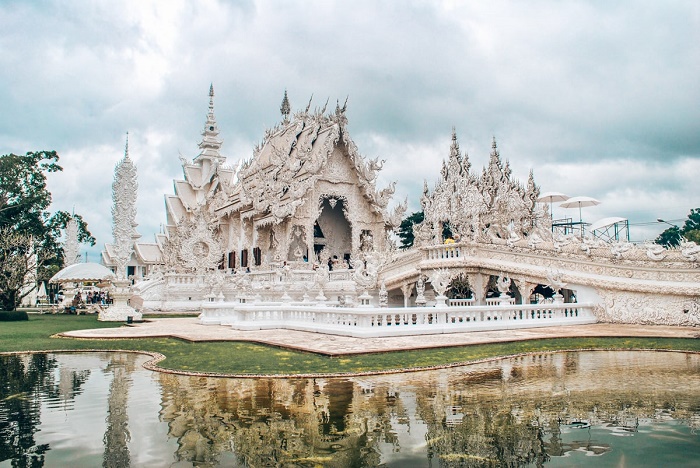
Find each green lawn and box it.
[2,314,700,376]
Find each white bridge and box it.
[136,237,700,334]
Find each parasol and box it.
[559,196,601,233]
[537,191,570,220]
[50,262,116,284]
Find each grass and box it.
[2,314,700,376]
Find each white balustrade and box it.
[424,244,462,261]
[200,301,596,338]
[485,297,516,306]
[448,298,476,307]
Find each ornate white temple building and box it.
[102,86,700,332]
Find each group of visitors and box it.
[84,290,110,305]
[70,290,111,306]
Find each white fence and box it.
[200,301,596,338]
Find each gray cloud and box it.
[1,0,697,258]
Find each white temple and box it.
[104,86,700,332]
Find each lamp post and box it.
[657,218,677,228]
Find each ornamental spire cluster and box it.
[421,130,544,243]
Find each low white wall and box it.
[200,301,596,338]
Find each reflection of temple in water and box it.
[102,353,137,468]
[2,351,700,466]
[155,351,700,466]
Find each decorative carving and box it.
[681,240,700,262]
[419,131,546,245]
[644,242,667,261]
[378,281,388,308]
[63,217,80,266]
[429,268,452,297]
[111,134,139,280]
[597,290,700,327]
[415,273,426,306]
[496,275,511,295]
[545,270,566,293]
[170,212,224,272]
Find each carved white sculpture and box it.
[496,275,512,295]
[111,134,139,280]
[415,274,427,307]
[102,134,141,322]
[63,217,79,266]
[378,281,388,308]
[419,131,545,246]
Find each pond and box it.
[1,350,699,467]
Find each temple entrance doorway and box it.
[314,197,352,264]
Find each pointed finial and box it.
[492,135,497,149]
[208,83,215,112]
[280,89,291,120]
[124,131,130,159]
[451,126,457,142]
[305,94,313,114]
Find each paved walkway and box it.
[60,319,700,356]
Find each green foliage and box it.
[398,211,424,249]
[655,208,700,247]
[442,221,453,240]
[0,152,95,310]
[447,273,471,299]
[398,211,453,248]
[656,225,681,247]
[0,311,28,321]
[0,151,61,235]
[2,315,700,376]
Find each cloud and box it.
[1,0,697,258]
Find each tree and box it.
[682,208,700,242]
[398,211,454,249]
[0,151,95,310]
[398,211,424,249]
[0,227,44,311]
[655,225,682,248]
[655,208,700,248]
[447,273,471,299]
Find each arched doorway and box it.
[314,196,352,263]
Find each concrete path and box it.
[60,319,700,356]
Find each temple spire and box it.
[280,89,290,122]
[124,131,130,160]
[489,135,501,169]
[194,84,225,164]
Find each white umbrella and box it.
[559,196,601,227]
[537,192,570,220]
[589,216,627,232]
[50,262,115,284]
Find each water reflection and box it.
[1,350,700,467]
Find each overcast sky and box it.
[1,0,698,259]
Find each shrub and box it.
[0,310,29,321]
